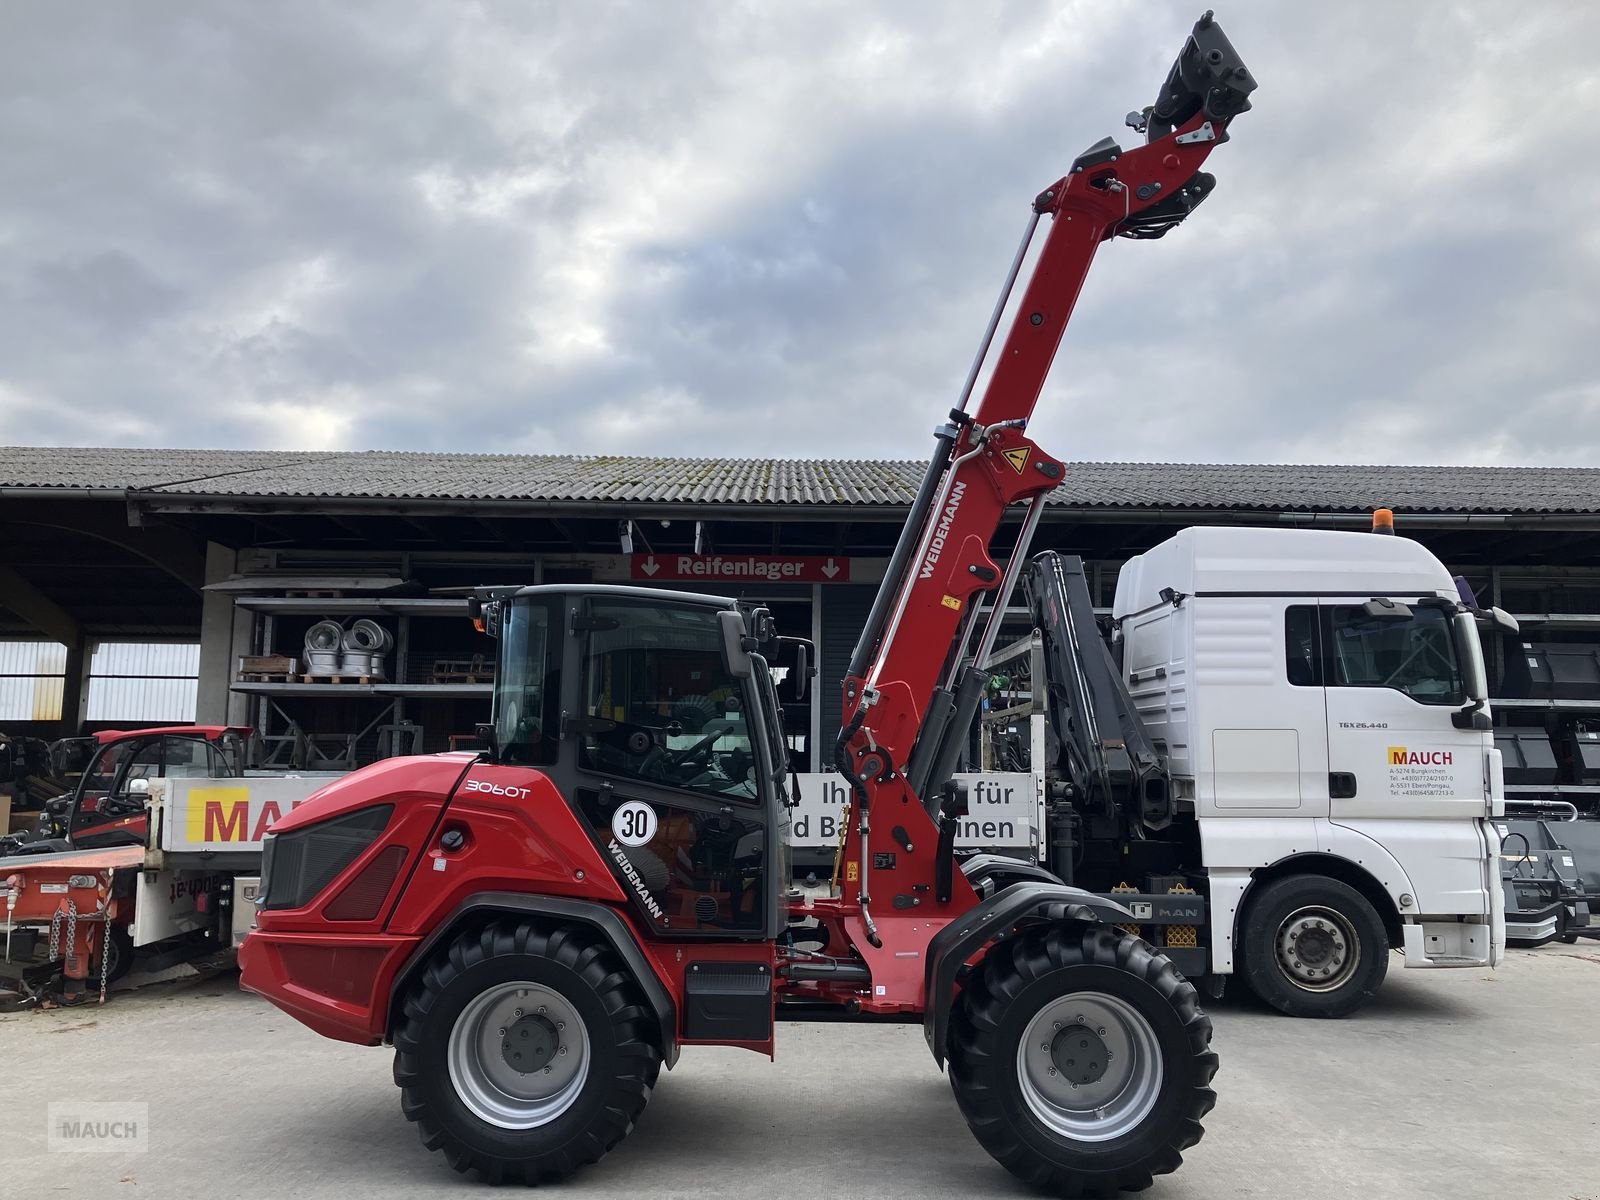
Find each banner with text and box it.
[630,554,851,583]
[788,772,1037,850]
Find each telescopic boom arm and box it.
[832,12,1255,957]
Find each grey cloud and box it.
[0,1,1595,465]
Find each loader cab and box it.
[481,585,796,941]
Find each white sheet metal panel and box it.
[0,641,68,720]
[85,641,200,722]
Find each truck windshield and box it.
[494,599,558,765]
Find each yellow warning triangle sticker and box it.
[1002,446,1029,474]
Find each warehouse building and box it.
[4,446,1600,794]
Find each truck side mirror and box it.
[1450,610,1491,730]
[1486,606,1520,635]
[1453,610,1487,702]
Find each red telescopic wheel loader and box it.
[241,13,1256,1194]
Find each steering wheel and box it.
[664,720,734,769]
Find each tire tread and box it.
[391,919,662,1184]
[949,925,1217,1197]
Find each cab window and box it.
[578,600,758,802]
[493,598,560,767]
[1326,604,1464,705]
[1285,606,1319,687]
[163,736,216,778]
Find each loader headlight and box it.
[259,805,394,911]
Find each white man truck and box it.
[972,524,1507,1017]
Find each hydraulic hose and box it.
[832,707,881,947]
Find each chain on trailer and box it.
[97,906,113,1003]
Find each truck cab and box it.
[1114,527,1505,1004]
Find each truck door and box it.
[1319,601,1484,821]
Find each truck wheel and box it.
[948,926,1217,1196]
[392,920,662,1184]
[1239,876,1388,1018]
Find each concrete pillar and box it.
[196,543,250,725]
[59,638,91,734]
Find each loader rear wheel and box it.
[948,926,1217,1197]
[392,920,662,1184]
[1238,876,1387,1018]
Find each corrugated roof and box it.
[1,445,1596,514]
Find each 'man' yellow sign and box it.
[185,787,252,843]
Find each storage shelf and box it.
[1490,697,1600,711]
[1508,613,1600,629]
[1504,784,1600,795]
[231,682,491,698]
[232,596,473,616]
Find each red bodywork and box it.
[241,106,1238,1050]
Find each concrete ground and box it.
[1,945,1596,1200]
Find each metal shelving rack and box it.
[228,594,492,766]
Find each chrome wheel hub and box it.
[1276,906,1359,992]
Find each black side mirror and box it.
[474,722,500,763]
[776,637,815,703]
[1362,598,1413,621]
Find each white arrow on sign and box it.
[640,557,659,577]
[821,558,840,579]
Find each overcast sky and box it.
[1,2,1596,466]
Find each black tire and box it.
[1557,908,1579,945]
[392,920,662,1184]
[948,925,1217,1198]
[1238,876,1388,1018]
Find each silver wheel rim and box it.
[447,981,590,1129]
[1016,991,1164,1142]
[1275,905,1359,992]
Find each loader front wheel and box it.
[948,926,1217,1197]
[392,920,662,1184]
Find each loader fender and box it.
[958,853,1064,898]
[387,892,680,1068]
[923,880,1135,1067]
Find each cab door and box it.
[1319,601,1484,822]
[1319,599,1492,916]
[562,596,775,940]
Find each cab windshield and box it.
[576,599,761,801]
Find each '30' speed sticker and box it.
[611,800,658,847]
